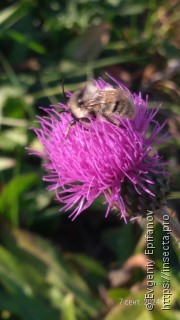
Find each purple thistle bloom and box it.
[29,75,169,223]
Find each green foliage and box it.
[0,0,180,319]
[0,227,101,320]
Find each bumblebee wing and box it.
[83,91,117,109]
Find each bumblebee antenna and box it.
[61,78,66,102]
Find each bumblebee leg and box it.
[65,119,79,137]
[103,114,119,126]
[65,117,91,138]
[103,114,126,128]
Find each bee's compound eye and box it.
[78,99,83,106]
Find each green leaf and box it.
[0,157,16,171]
[69,253,106,290]
[119,4,146,16]
[0,3,25,25]
[0,128,28,151]
[0,227,101,319]
[102,223,135,263]
[0,173,38,226]
[61,294,76,320]
[8,30,46,54]
[0,291,59,320]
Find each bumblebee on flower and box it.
[29,74,169,223]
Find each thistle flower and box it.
[29,75,170,223]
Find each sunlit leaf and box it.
[0,157,16,171]
[0,3,26,25]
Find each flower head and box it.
[29,75,169,222]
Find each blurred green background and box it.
[0,0,180,319]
